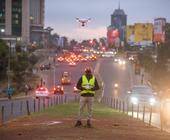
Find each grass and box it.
[32,101,125,119]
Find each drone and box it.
[76,18,91,27]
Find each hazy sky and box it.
[45,0,170,40]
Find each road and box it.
[98,58,132,99]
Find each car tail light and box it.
[61,87,64,91]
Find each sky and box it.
[45,0,170,41]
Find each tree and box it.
[51,33,60,47]
[154,42,170,90]
[70,39,77,49]
[0,40,8,80]
[99,38,107,47]
[92,39,99,49]
[165,23,170,42]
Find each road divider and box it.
[101,96,170,133]
[0,94,80,126]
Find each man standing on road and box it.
[75,67,99,128]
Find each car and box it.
[44,64,51,70]
[127,85,158,106]
[114,83,119,89]
[118,59,126,65]
[40,64,50,71]
[53,85,64,95]
[40,65,46,71]
[81,57,87,62]
[102,51,115,58]
[57,57,64,62]
[68,61,76,66]
[35,86,50,98]
[114,57,121,63]
[129,56,135,61]
[61,72,71,85]
[90,55,97,61]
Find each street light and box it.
[6,37,16,99]
[1,29,5,33]
[7,42,11,89]
[0,29,5,37]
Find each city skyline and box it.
[45,0,170,40]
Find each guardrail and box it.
[0,94,79,126]
[101,96,170,132]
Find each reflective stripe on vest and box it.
[80,75,95,95]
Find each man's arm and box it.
[92,78,100,91]
[76,77,83,90]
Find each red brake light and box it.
[61,87,64,91]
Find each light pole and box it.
[7,42,11,89]
[0,29,5,34]
[6,38,16,99]
[45,27,53,48]
[53,57,56,88]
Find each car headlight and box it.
[131,97,138,105]
[119,61,123,65]
[149,98,156,106]
[122,61,126,65]
[114,83,118,88]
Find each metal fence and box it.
[101,96,170,133]
[0,94,79,126]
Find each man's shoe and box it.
[74,120,82,127]
[87,120,92,128]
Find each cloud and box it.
[62,26,107,40]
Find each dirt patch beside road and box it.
[0,103,170,140]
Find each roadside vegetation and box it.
[0,39,40,97]
[138,24,170,93]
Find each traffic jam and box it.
[35,49,100,99]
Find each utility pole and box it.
[53,57,56,87]
[7,41,12,99]
[7,41,11,89]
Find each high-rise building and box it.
[0,0,45,45]
[154,18,166,43]
[30,0,45,45]
[0,0,5,33]
[107,4,127,46]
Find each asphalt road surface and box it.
[98,58,132,99]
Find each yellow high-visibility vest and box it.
[80,75,95,95]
